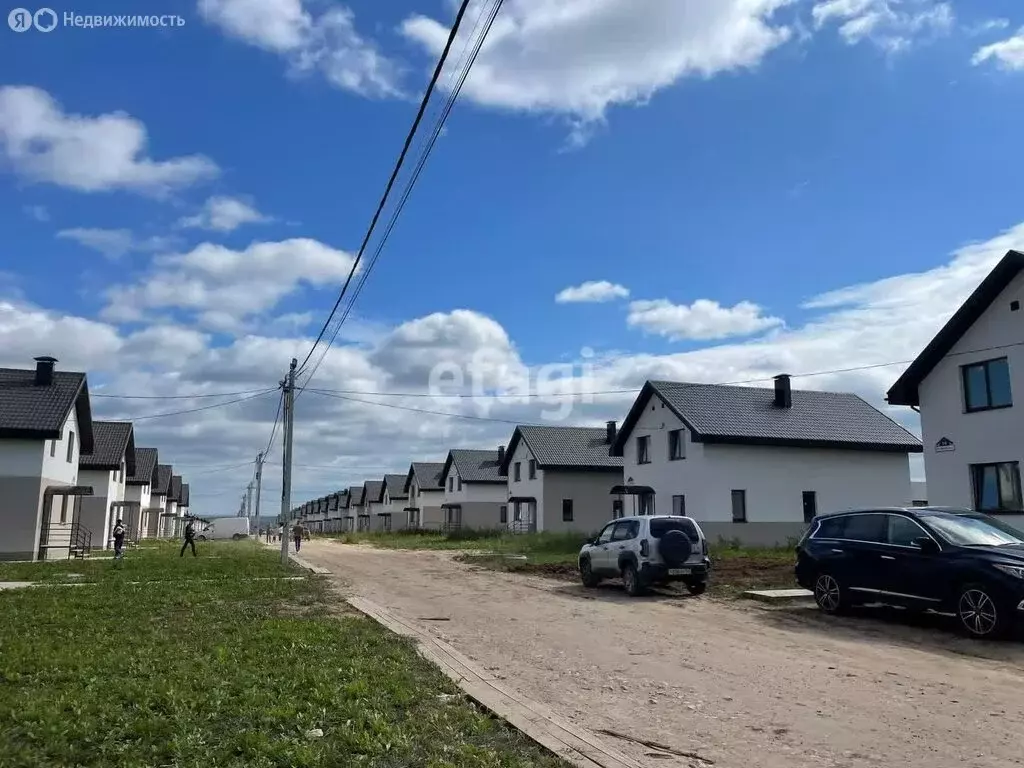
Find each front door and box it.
[590,522,617,575]
[878,514,947,605]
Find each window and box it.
[513,462,521,481]
[49,440,56,458]
[637,435,651,464]
[650,517,699,542]
[448,476,454,491]
[66,432,74,463]
[731,490,746,523]
[513,503,522,522]
[528,459,536,479]
[887,515,929,547]
[638,493,655,516]
[612,499,623,519]
[611,520,639,541]
[499,505,508,524]
[457,477,462,491]
[971,462,1024,512]
[802,491,817,523]
[672,495,686,516]
[962,358,1012,412]
[597,523,616,544]
[841,513,888,543]
[668,429,684,460]
[562,499,573,522]
[814,515,846,539]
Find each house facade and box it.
[404,462,445,529]
[78,420,135,550]
[382,473,408,532]
[888,250,1024,518]
[500,424,623,534]
[439,449,507,531]
[0,356,95,561]
[147,464,173,538]
[164,475,182,538]
[179,483,190,524]
[124,447,158,542]
[364,480,385,531]
[347,485,364,532]
[330,490,349,533]
[611,377,922,546]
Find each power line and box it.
[296,0,482,378]
[90,387,273,400]
[125,390,277,421]
[263,388,284,457]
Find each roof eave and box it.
[498,428,524,474]
[700,434,924,453]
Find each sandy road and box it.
[302,541,1024,768]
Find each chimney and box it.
[606,420,617,445]
[773,374,792,409]
[33,356,57,386]
[497,445,506,464]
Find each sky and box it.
[2,0,1024,516]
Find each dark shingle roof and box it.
[180,483,190,506]
[79,420,135,473]
[500,426,623,473]
[169,475,182,503]
[612,380,922,455]
[364,479,384,504]
[888,250,1024,406]
[348,485,365,506]
[0,365,94,452]
[406,462,445,493]
[154,464,173,495]
[442,449,505,484]
[335,489,350,509]
[128,447,158,486]
[383,473,408,499]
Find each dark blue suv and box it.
[795,507,1024,638]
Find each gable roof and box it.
[364,479,384,504]
[0,364,94,452]
[611,380,922,455]
[348,485,365,506]
[383,473,408,499]
[78,420,135,473]
[127,447,158,486]
[887,250,1024,407]
[500,425,623,474]
[169,475,182,503]
[441,449,506,484]
[405,462,445,493]
[154,464,173,496]
[336,489,351,509]
[180,483,190,507]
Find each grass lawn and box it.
[335,530,797,595]
[0,542,566,768]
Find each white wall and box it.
[541,469,623,533]
[0,439,43,477]
[442,463,506,504]
[124,482,151,509]
[507,438,543,509]
[41,409,79,485]
[918,269,1024,509]
[408,475,445,527]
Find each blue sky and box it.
[2,0,1024,510]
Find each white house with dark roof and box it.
[404,462,445,529]
[164,474,182,538]
[610,377,923,546]
[78,420,135,550]
[888,250,1024,517]
[381,473,408,532]
[179,483,190,524]
[0,356,95,561]
[347,485,365,532]
[499,424,624,534]
[439,448,507,531]
[124,447,158,542]
[363,479,388,532]
[146,464,173,538]
[327,489,349,533]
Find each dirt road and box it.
[302,541,1024,768]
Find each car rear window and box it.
[650,518,699,541]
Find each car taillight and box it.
[701,538,708,556]
[640,539,649,557]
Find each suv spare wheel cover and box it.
[658,529,692,566]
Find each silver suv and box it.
[578,515,711,596]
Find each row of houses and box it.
[290,250,1024,543]
[0,356,193,561]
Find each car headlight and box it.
[992,563,1024,579]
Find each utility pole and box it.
[245,481,253,530]
[254,451,264,533]
[279,358,297,564]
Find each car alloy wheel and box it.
[814,573,842,613]
[958,588,999,637]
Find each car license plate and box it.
[668,568,691,576]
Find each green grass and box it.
[0,542,566,768]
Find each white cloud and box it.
[179,195,270,232]
[627,298,784,341]
[0,86,218,194]
[972,27,1024,70]
[102,237,359,329]
[965,18,1009,36]
[555,280,630,304]
[401,0,795,142]
[811,0,953,52]
[199,0,403,97]
[57,228,175,259]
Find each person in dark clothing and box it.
[112,519,126,561]
[180,520,197,557]
[292,522,305,552]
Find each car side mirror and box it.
[914,537,939,554]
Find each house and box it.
[323,489,348,533]
[382,473,409,532]
[124,447,158,542]
[364,479,391,532]
[499,424,624,534]
[165,475,182,537]
[180,483,190,522]
[403,462,445,529]
[439,448,507,531]
[148,464,173,538]
[610,377,923,546]
[0,356,95,561]
[333,489,350,533]
[78,420,136,550]
[347,484,365,532]
[887,250,1024,516]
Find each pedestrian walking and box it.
[180,519,198,558]
[292,522,305,552]
[112,518,126,561]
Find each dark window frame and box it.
[731,489,747,523]
[513,462,521,482]
[50,439,56,458]
[672,494,686,516]
[66,432,74,463]
[448,476,454,491]
[499,505,508,524]
[457,477,462,492]
[637,435,651,464]
[961,357,1012,413]
[668,429,684,460]
[612,499,624,519]
[802,491,817,523]
[638,493,655,516]
[528,459,536,479]
[562,498,573,522]
[971,461,1024,513]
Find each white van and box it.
[197,518,250,541]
